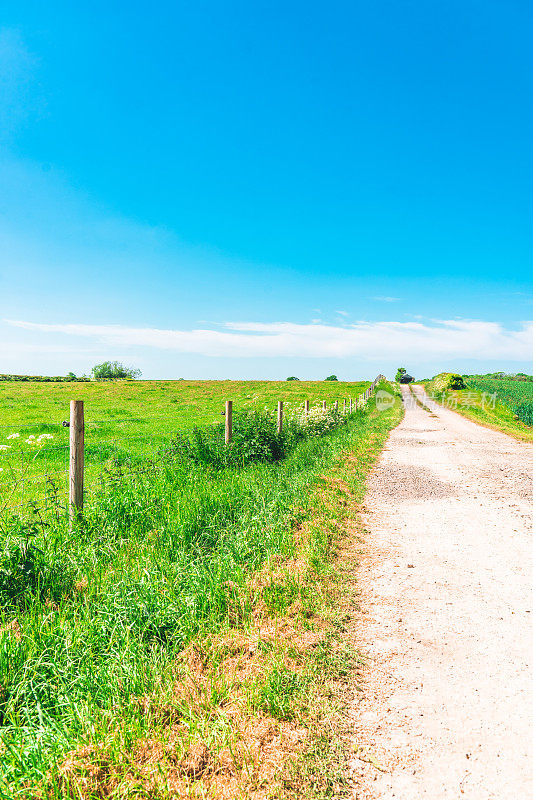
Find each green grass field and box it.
[0,380,401,798]
[0,380,370,515]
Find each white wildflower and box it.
[7,433,20,439]
[0,445,11,451]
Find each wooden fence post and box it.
[304,399,309,418]
[322,400,327,410]
[349,398,353,413]
[69,400,84,522]
[225,400,233,444]
[277,401,283,434]
[334,400,338,412]
[343,399,347,414]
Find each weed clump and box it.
[165,406,354,469]
[0,519,74,610]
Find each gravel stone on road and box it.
[351,385,533,800]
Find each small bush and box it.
[429,373,465,392]
[163,406,352,470]
[91,361,141,381]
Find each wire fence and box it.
[0,376,386,521]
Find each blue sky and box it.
[1,0,532,379]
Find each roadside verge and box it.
[419,382,533,444]
[42,385,403,800]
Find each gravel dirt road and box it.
[350,385,533,799]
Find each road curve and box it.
[350,385,533,799]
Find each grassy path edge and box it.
[281,389,404,798]
[419,383,533,444]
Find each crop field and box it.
[0,379,401,797]
[464,375,533,425]
[0,379,369,515]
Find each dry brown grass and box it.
[0,618,21,641]
[52,612,320,799]
[49,525,355,798]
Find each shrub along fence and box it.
[0,374,89,382]
[0,375,386,523]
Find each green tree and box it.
[286,376,299,381]
[91,361,141,381]
[324,375,338,381]
[395,367,407,382]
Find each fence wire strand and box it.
[0,380,385,520]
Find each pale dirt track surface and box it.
[350,385,533,800]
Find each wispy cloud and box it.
[372,296,400,303]
[7,318,533,361]
[335,310,349,317]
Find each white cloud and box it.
[372,296,400,303]
[335,310,349,316]
[6,318,533,362]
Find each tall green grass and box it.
[465,376,533,426]
[0,394,398,797]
